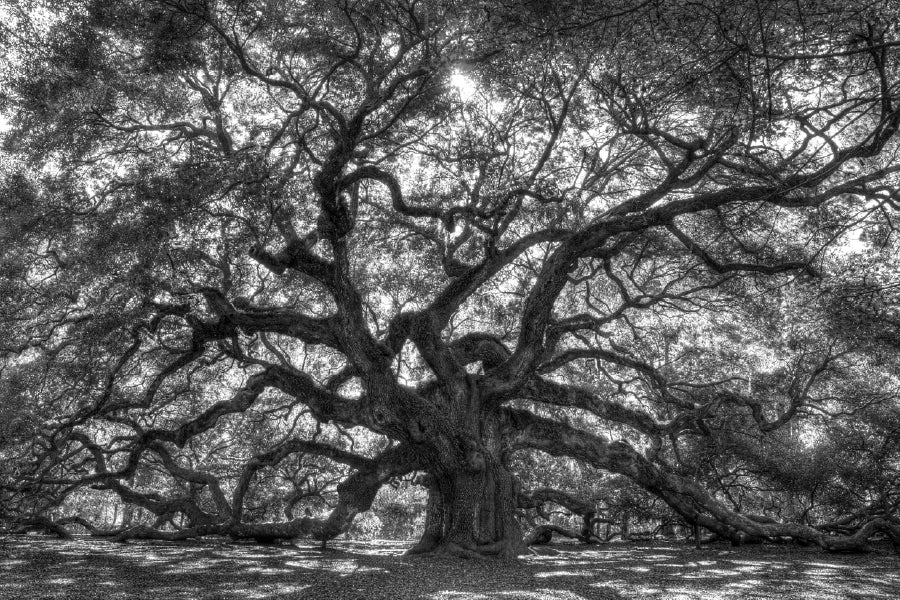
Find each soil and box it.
[1,536,898,599]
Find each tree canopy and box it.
[1,0,899,557]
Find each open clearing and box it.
[1,537,898,600]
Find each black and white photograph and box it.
[1,1,899,598]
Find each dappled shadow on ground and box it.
[1,537,898,600]
[526,542,900,600]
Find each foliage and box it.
[1,0,899,556]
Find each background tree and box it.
[1,0,899,557]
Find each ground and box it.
[1,536,898,600]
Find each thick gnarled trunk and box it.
[395,376,529,557]
[409,460,526,558]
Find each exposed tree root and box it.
[409,539,524,559]
[432,542,487,559]
[404,536,439,555]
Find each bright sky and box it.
[450,71,476,102]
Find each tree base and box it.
[406,537,526,559]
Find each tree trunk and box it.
[408,459,526,558]
[396,380,529,558]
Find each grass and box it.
[1,535,898,599]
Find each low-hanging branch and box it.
[502,407,900,552]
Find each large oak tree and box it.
[1,0,899,556]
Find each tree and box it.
[1,0,899,557]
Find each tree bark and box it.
[404,399,529,559]
[408,459,526,558]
